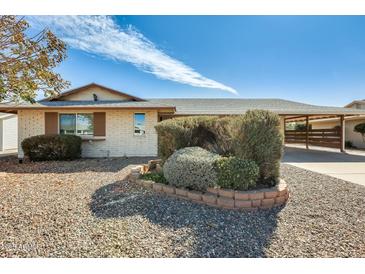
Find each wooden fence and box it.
[285,128,341,149]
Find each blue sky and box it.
[29,16,365,106]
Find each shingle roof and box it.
[148,98,365,115]
[2,98,365,116]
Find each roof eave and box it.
[0,106,176,112]
[172,110,365,116]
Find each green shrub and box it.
[163,147,220,191]
[294,123,306,131]
[140,172,167,184]
[21,134,82,161]
[214,157,259,190]
[232,110,283,185]
[156,110,283,186]
[155,116,234,162]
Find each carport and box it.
[284,114,346,152]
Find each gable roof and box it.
[149,98,365,115]
[41,83,145,102]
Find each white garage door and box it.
[2,115,18,150]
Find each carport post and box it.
[340,115,345,152]
[305,115,309,149]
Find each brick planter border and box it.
[128,165,289,210]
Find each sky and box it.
[28,16,365,106]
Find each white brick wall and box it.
[18,110,45,158]
[17,109,159,158]
[82,110,158,157]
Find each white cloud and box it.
[28,16,237,94]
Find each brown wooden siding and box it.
[93,112,106,136]
[44,112,58,135]
[285,128,341,149]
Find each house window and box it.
[59,113,94,135]
[134,113,145,135]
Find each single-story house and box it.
[309,100,365,149]
[0,112,18,152]
[1,83,365,159]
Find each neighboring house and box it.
[1,83,365,159]
[345,100,365,110]
[0,113,18,152]
[310,100,365,149]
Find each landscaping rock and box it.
[234,200,252,209]
[218,189,235,198]
[187,191,202,201]
[217,197,234,208]
[162,185,176,195]
[0,157,364,258]
[202,193,217,205]
[152,183,164,192]
[175,188,188,197]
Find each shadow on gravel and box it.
[90,181,282,258]
[0,157,155,174]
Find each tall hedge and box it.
[232,110,283,185]
[155,110,283,185]
[21,134,82,161]
[155,116,234,162]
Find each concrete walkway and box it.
[283,146,365,186]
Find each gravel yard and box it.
[0,157,365,257]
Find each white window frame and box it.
[59,113,94,136]
[133,112,146,136]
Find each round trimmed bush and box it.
[214,157,259,190]
[21,134,82,161]
[163,147,220,191]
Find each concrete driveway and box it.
[283,146,365,186]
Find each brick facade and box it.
[17,109,159,158]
